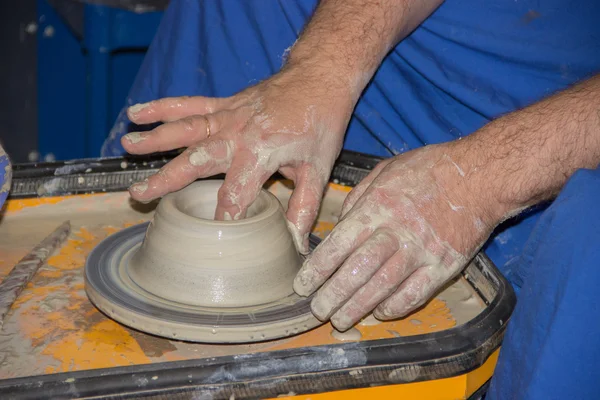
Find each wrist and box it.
[283,45,373,103]
[457,76,600,225]
[274,61,358,121]
[444,136,525,229]
[449,118,558,227]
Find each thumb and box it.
[339,158,392,219]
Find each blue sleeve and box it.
[102,0,600,159]
[487,167,600,399]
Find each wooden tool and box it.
[0,220,71,329]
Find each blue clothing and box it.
[101,0,600,276]
[101,2,600,396]
[488,167,600,399]
[0,148,10,209]
[103,0,600,158]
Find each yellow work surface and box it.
[0,182,491,399]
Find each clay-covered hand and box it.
[122,68,355,253]
[293,144,497,331]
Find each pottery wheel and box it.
[85,223,322,343]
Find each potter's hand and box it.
[122,68,354,253]
[121,0,445,253]
[294,144,497,331]
[296,74,600,330]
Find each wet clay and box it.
[359,314,381,326]
[86,180,322,343]
[128,180,302,307]
[331,327,362,342]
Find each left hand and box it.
[293,143,499,331]
[121,64,355,254]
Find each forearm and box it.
[284,0,444,100]
[458,74,600,222]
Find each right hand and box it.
[294,143,500,330]
[122,66,356,253]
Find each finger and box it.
[122,112,228,155]
[293,217,372,297]
[214,151,275,221]
[127,96,231,124]
[278,166,297,181]
[340,159,392,219]
[309,229,399,321]
[329,242,421,331]
[129,139,233,202]
[285,166,328,255]
[373,263,457,320]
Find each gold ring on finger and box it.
[204,116,211,139]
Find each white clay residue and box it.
[295,149,474,321]
[124,132,147,144]
[359,314,381,326]
[130,180,148,194]
[286,219,307,254]
[436,275,486,325]
[128,102,151,115]
[331,327,362,342]
[188,141,232,167]
[188,147,211,166]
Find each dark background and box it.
[0,0,167,163]
[0,0,38,163]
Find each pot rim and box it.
[158,180,282,228]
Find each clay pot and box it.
[128,180,302,308]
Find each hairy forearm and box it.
[458,74,600,222]
[284,0,444,100]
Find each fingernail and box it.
[286,220,309,254]
[310,293,334,321]
[293,266,317,297]
[123,132,147,144]
[372,308,390,320]
[130,179,148,194]
[301,232,310,254]
[330,313,353,332]
[128,102,151,116]
[222,207,242,221]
